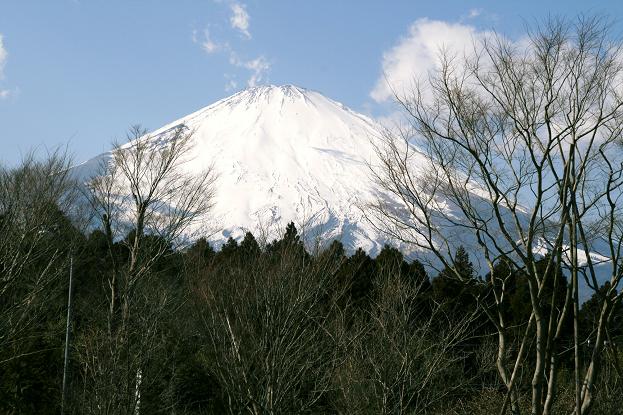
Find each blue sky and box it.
[0,1,621,165]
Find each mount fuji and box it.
[72,84,615,299]
[73,84,409,255]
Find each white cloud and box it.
[467,9,482,19]
[193,1,268,90]
[192,28,224,54]
[244,56,270,86]
[0,34,7,80]
[202,29,220,54]
[230,2,251,39]
[0,34,11,100]
[230,52,270,87]
[371,18,490,103]
[224,75,238,91]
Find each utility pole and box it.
[61,256,74,415]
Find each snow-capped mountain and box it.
[74,84,408,254]
[73,84,615,298]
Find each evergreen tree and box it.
[340,248,376,309]
[218,237,239,260]
[405,259,430,291]
[580,281,622,343]
[432,246,478,311]
[266,222,309,264]
[239,231,261,259]
[375,244,404,276]
[283,222,300,245]
[321,240,346,264]
[375,245,430,290]
[187,237,215,263]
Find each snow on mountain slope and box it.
[73,84,615,299]
[73,85,421,254]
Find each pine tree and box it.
[375,245,404,276]
[405,259,430,291]
[432,246,478,310]
[239,231,260,259]
[451,246,475,280]
[341,248,376,309]
[219,237,239,258]
[283,222,300,245]
[324,240,346,261]
[266,222,308,264]
[187,238,215,263]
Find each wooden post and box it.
[61,256,74,415]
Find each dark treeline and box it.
[1,159,621,414]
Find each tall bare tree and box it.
[368,16,623,415]
[77,124,216,414]
[87,125,215,330]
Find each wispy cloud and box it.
[0,34,11,99]
[193,27,271,88]
[244,56,270,87]
[229,2,251,39]
[467,8,482,19]
[371,18,491,103]
[194,1,271,90]
[0,35,7,78]
[229,53,271,87]
[224,75,238,91]
[460,8,499,24]
[192,28,223,54]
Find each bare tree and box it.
[333,270,480,415]
[86,125,215,330]
[193,243,349,415]
[77,124,216,414]
[0,150,80,365]
[368,16,623,415]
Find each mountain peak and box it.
[243,84,309,95]
[245,84,308,93]
[75,84,392,255]
[223,84,316,108]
